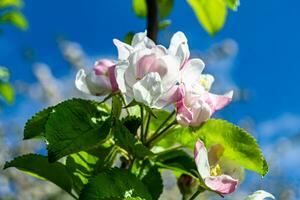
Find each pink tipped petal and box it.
[108,65,119,92]
[176,99,193,126]
[155,84,184,108]
[194,139,211,179]
[205,90,233,112]
[113,39,133,60]
[204,175,238,195]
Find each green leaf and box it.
[157,0,174,19]
[0,82,14,103]
[187,0,227,35]
[45,99,111,162]
[0,0,22,8]
[4,154,73,194]
[226,0,240,11]
[0,11,28,30]
[158,19,171,30]
[79,168,152,200]
[66,145,114,195]
[196,119,268,176]
[122,116,142,136]
[113,120,153,158]
[132,0,147,18]
[142,167,163,200]
[23,106,54,140]
[125,32,135,45]
[155,149,197,177]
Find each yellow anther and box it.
[210,164,221,176]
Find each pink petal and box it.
[194,139,211,179]
[204,91,233,112]
[176,98,193,126]
[154,84,184,108]
[108,65,119,92]
[93,59,114,75]
[204,175,238,195]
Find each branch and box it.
[146,0,158,42]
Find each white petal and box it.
[113,39,133,60]
[158,55,181,91]
[181,59,205,87]
[194,139,211,179]
[244,190,275,200]
[131,31,155,50]
[115,61,128,93]
[169,31,188,55]
[132,72,163,107]
[75,69,90,94]
[169,31,190,66]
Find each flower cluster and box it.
[76,31,233,127]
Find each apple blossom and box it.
[75,59,118,96]
[114,32,186,108]
[194,139,238,195]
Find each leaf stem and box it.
[153,110,175,136]
[189,190,201,200]
[147,120,177,147]
[144,112,151,142]
[140,105,144,141]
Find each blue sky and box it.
[1,0,300,199]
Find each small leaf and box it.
[187,0,227,35]
[122,116,142,136]
[155,149,197,177]
[4,154,73,194]
[23,106,54,140]
[142,167,163,200]
[113,120,153,158]
[79,168,152,200]
[157,0,174,19]
[196,119,268,176]
[0,11,28,30]
[0,82,14,103]
[132,0,147,18]
[0,0,22,8]
[158,19,171,30]
[226,0,240,11]
[125,32,135,45]
[45,99,111,162]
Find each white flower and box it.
[113,31,188,108]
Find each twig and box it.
[146,0,158,42]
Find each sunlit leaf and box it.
[0,11,28,30]
[187,0,227,35]
[0,82,14,103]
[79,168,152,200]
[0,0,22,8]
[4,154,73,194]
[133,0,147,18]
[0,67,10,81]
[45,99,111,162]
[196,119,268,176]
